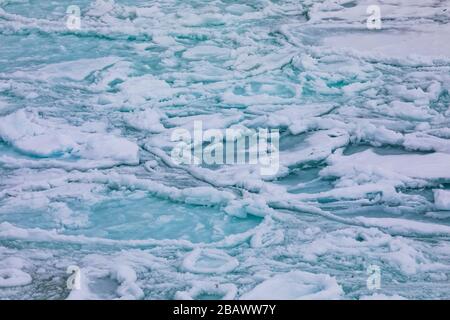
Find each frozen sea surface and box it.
[0,0,450,299]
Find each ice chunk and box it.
[240,271,343,300]
[182,249,239,274]
[434,190,450,211]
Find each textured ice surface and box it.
[0,0,450,300]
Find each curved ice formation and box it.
[182,249,239,274]
[0,269,32,288]
[240,271,343,300]
[1,0,450,300]
[250,219,285,248]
